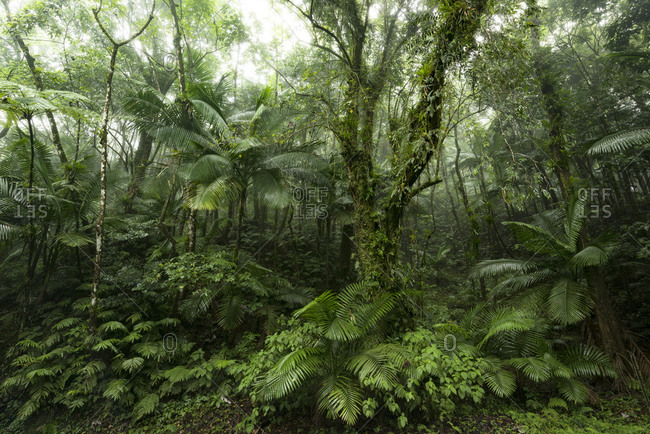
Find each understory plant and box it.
[255,281,408,425]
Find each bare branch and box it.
[284,0,354,68]
[92,1,156,48]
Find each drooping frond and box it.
[0,223,14,241]
[503,221,572,258]
[564,195,586,251]
[191,99,228,135]
[556,377,589,404]
[489,268,555,296]
[324,317,362,342]
[547,279,593,325]
[482,356,516,397]
[586,128,650,155]
[345,344,408,390]
[294,291,339,332]
[477,308,535,349]
[256,346,325,401]
[509,357,552,382]
[567,245,609,270]
[189,153,233,184]
[561,345,616,378]
[317,374,364,425]
[471,259,538,279]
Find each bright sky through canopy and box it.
[236,0,312,84]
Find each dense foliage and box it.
[0,0,649,432]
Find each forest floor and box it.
[39,393,650,433]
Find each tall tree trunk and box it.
[89,45,118,332]
[235,189,246,260]
[169,0,198,250]
[90,3,154,332]
[443,160,463,245]
[339,224,354,280]
[125,132,154,212]
[530,9,624,356]
[453,127,485,298]
[187,208,197,252]
[169,0,187,97]
[453,126,481,264]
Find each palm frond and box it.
[509,357,552,382]
[256,347,325,401]
[547,279,593,325]
[477,308,535,348]
[317,374,364,425]
[345,344,408,389]
[586,128,650,155]
[503,221,572,258]
[294,291,339,332]
[561,345,616,378]
[556,377,589,404]
[564,195,586,251]
[482,356,516,397]
[568,246,609,270]
[471,259,538,280]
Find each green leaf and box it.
[55,232,94,247]
[163,366,193,384]
[547,279,593,325]
[133,393,159,420]
[103,379,128,401]
[121,357,144,373]
[97,321,128,334]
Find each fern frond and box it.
[345,344,408,389]
[503,221,572,258]
[586,128,650,155]
[482,357,516,397]
[477,308,535,348]
[133,393,159,421]
[294,291,339,332]
[509,357,552,382]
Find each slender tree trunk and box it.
[443,160,463,243]
[235,189,246,260]
[187,208,197,252]
[339,224,354,280]
[90,3,154,332]
[454,126,481,264]
[169,0,187,97]
[453,127,485,298]
[125,132,153,212]
[325,213,331,285]
[90,46,118,332]
[158,176,178,254]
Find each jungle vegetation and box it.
[0,0,649,432]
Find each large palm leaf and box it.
[256,281,407,425]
